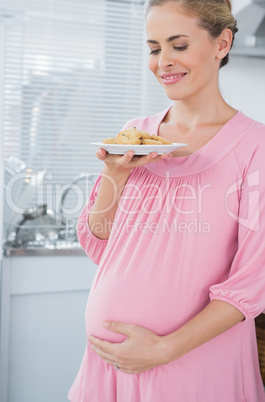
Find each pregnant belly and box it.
[85,274,196,343]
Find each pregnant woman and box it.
[68,1,265,401]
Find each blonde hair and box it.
[145,0,238,68]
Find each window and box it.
[1,0,171,241]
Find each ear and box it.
[216,28,233,61]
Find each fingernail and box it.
[99,148,105,156]
[151,153,158,159]
[128,152,134,157]
[103,320,110,327]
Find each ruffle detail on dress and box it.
[77,201,108,265]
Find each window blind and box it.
[1,0,171,236]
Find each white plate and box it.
[90,142,188,155]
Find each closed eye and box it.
[149,49,160,55]
[150,46,188,55]
[174,46,188,51]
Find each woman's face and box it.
[146,2,222,102]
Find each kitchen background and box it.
[0,0,265,401]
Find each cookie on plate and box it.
[151,135,172,145]
[138,130,152,140]
[116,128,143,145]
[103,137,117,144]
[142,139,163,145]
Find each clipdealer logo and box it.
[225,170,260,232]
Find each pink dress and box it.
[68,108,265,402]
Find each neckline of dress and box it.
[155,106,240,160]
[143,107,244,178]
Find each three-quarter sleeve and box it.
[77,115,147,264]
[209,125,265,319]
[76,173,108,265]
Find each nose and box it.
[158,49,175,70]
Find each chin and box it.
[166,94,183,101]
[158,83,184,100]
[163,90,185,101]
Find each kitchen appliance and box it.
[12,204,62,247]
[233,0,265,57]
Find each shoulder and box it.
[235,112,265,147]
[233,112,265,175]
[120,107,171,133]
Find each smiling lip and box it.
[160,73,187,85]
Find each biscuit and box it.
[116,128,143,145]
[103,129,173,146]
[151,135,172,145]
[138,130,152,140]
[143,139,163,145]
[103,137,117,144]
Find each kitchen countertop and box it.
[3,241,86,257]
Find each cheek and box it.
[184,53,210,79]
[183,52,201,70]
[192,48,216,70]
[148,57,157,74]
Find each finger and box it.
[118,151,135,164]
[124,152,158,167]
[149,152,172,162]
[153,152,172,159]
[118,150,170,168]
[96,148,107,159]
[90,342,117,363]
[90,342,147,374]
[103,320,134,336]
[131,151,172,166]
[90,345,130,373]
[125,151,135,159]
[89,340,128,372]
[161,152,173,158]
[89,336,117,355]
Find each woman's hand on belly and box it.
[88,320,169,374]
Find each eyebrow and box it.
[146,35,189,44]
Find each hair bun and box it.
[224,0,232,12]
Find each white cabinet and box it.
[0,254,97,402]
